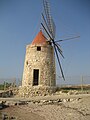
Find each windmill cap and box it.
[31,30,47,45]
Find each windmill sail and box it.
[41,0,65,80]
[43,0,56,39]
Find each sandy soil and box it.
[1,95,90,120]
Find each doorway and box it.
[33,69,39,86]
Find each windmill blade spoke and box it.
[41,23,53,40]
[55,43,64,58]
[54,41,62,49]
[42,13,51,36]
[53,43,65,80]
[55,36,80,43]
[57,47,64,58]
[55,43,63,53]
[57,48,64,58]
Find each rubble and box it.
[19,86,56,97]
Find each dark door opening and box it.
[33,69,39,86]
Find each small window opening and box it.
[37,46,41,51]
[26,61,28,65]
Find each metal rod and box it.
[42,13,51,35]
[55,36,80,43]
[55,43,64,58]
[41,23,52,40]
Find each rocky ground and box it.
[0,93,90,120]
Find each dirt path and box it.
[0,93,90,101]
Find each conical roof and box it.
[31,30,47,45]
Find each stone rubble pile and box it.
[19,85,82,98]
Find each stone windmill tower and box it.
[22,30,56,87]
[19,30,56,97]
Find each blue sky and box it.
[0,0,90,84]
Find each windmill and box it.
[41,0,80,81]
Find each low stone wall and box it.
[19,86,56,97]
[0,97,81,108]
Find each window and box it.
[37,46,41,51]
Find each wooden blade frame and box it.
[43,0,56,39]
